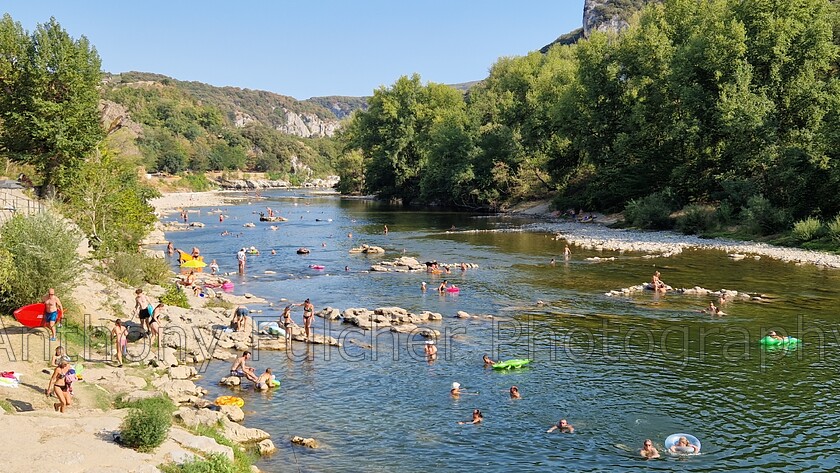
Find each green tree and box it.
[0,16,102,193]
[335,149,366,194]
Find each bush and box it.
[676,204,717,235]
[0,212,80,311]
[792,217,823,242]
[179,173,215,192]
[108,253,173,287]
[716,201,738,226]
[160,284,190,308]
[160,454,236,473]
[623,191,675,230]
[741,195,790,236]
[120,396,175,452]
[827,214,840,244]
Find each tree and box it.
[0,16,103,193]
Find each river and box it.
[164,190,840,472]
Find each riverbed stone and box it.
[220,418,271,443]
[220,376,241,387]
[258,439,277,456]
[220,404,245,422]
[291,436,318,448]
[169,427,234,461]
[169,365,197,380]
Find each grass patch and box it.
[203,298,234,310]
[160,284,190,308]
[160,453,237,473]
[0,399,14,413]
[119,396,176,452]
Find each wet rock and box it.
[317,307,342,320]
[175,407,225,428]
[291,436,318,448]
[258,439,277,456]
[220,418,271,443]
[220,376,241,387]
[456,311,471,319]
[154,378,207,404]
[220,404,245,422]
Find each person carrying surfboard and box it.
[43,288,63,342]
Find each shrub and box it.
[716,201,738,226]
[119,396,175,452]
[827,214,840,243]
[160,454,236,473]
[179,173,215,192]
[0,212,80,311]
[792,217,823,242]
[623,191,675,230]
[676,204,717,235]
[108,253,173,287]
[160,284,190,308]
[741,195,790,236]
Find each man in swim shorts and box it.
[254,368,273,390]
[230,351,259,382]
[43,288,63,341]
[237,248,246,274]
[231,306,248,332]
[135,288,152,336]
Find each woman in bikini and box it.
[46,360,73,413]
[301,299,314,340]
[150,303,165,347]
[111,319,128,367]
[281,305,293,342]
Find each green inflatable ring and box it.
[759,336,800,346]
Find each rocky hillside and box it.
[103,72,363,138]
[542,0,657,51]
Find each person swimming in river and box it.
[438,280,448,292]
[669,436,699,454]
[510,386,521,399]
[483,354,495,366]
[767,330,784,341]
[547,419,574,433]
[450,382,461,398]
[702,301,726,316]
[424,340,437,360]
[640,439,660,459]
[458,409,483,425]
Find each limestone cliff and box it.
[543,0,658,51]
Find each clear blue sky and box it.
[3,1,584,99]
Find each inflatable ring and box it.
[664,433,701,455]
[760,336,800,346]
[446,286,460,293]
[215,396,245,408]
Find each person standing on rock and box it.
[135,288,152,336]
[111,319,128,367]
[280,305,293,342]
[43,288,63,342]
[301,298,314,341]
[237,247,246,274]
[150,303,165,347]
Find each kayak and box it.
[215,396,244,408]
[13,303,63,328]
[759,336,801,346]
[492,359,531,370]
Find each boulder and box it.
[83,368,147,394]
[418,328,441,339]
[456,311,471,319]
[390,324,418,334]
[291,436,318,448]
[317,307,342,320]
[220,404,245,422]
[258,439,277,456]
[220,418,271,443]
[169,365,197,380]
[169,427,234,461]
[220,376,241,387]
[154,378,207,404]
[419,311,443,321]
[174,407,225,428]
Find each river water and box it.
[164,190,840,472]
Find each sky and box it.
[3,1,584,100]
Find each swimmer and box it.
[669,436,699,454]
[383,224,388,234]
[421,281,427,292]
[547,419,574,433]
[703,301,726,316]
[550,258,556,265]
[438,280,448,293]
[457,409,483,425]
[348,232,353,238]
[271,249,276,255]
[460,262,467,271]
[424,340,437,360]
[166,242,174,256]
[345,265,349,271]
[255,368,272,391]
[640,439,660,459]
[450,382,461,398]
[767,331,784,341]
[209,259,219,275]
[564,245,571,257]
[509,386,521,399]
[483,354,495,366]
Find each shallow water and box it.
[165,190,840,472]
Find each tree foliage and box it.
[0,15,102,192]
[339,0,840,223]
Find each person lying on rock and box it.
[230,351,259,383]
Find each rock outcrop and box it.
[276,108,339,138]
[543,0,657,51]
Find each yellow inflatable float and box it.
[215,396,245,408]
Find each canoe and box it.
[492,359,531,370]
[13,303,63,328]
[759,336,800,346]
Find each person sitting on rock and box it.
[230,351,259,382]
[255,368,273,391]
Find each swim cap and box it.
[452,382,460,389]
